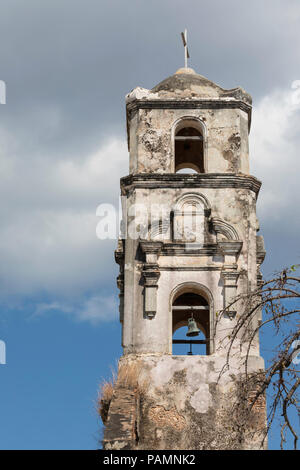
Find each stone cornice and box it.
[159,266,222,271]
[139,241,243,258]
[140,240,163,255]
[121,173,261,196]
[161,243,218,256]
[127,98,251,117]
[218,241,243,256]
[221,270,240,284]
[127,99,252,132]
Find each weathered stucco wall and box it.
[128,108,249,175]
[102,355,267,450]
[106,68,266,450]
[120,182,260,356]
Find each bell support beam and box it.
[172,306,209,311]
[172,339,208,344]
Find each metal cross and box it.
[181,29,190,68]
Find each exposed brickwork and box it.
[148,405,186,431]
[102,387,137,450]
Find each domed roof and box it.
[151,68,252,104]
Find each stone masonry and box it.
[102,67,267,450]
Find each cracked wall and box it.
[128,108,249,175]
[102,355,267,450]
[104,69,266,450]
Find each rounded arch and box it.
[172,116,207,139]
[171,116,208,173]
[210,217,240,241]
[174,192,211,213]
[170,282,215,355]
[170,281,213,310]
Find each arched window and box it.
[172,291,210,355]
[175,126,204,173]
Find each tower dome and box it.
[151,67,252,104]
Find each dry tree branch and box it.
[214,266,300,449]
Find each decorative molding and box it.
[159,266,222,272]
[218,241,243,256]
[210,217,239,241]
[256,235,266,265]
[161,243,218,256]
[221,270,240,286]
[146,219,170,240]
[142,263,160,283]
[139,240,163,255]
[126,99,251,122]
[174,192,211,213]
[221,267,240,321]
[139,240,162,319]
[139,240,242,258]
[142,265,160,319]
[121,173,261,196]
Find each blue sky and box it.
[0,0,299,449]
[0,301,122,449]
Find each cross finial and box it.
[180,29,190,68]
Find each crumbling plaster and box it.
[104,68,266,451]
[128,108,249,174]
[121,184,259,356]
[105,354,267,450]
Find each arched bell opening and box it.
[172,292,210,355]
[175,126,204,173]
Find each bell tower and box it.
[102,67,267,450]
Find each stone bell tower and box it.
[102,67,267,450]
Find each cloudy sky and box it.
[0,0,299,449]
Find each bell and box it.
[186,316,200,337]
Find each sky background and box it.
[0,0,299,449]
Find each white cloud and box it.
[1,82,300,321]
[77,295,118,324]
[0,136,127,305]
[34,294,118,325]
[250,81,300,228]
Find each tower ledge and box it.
[120,173,261,197]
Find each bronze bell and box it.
[186,316,200,337]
